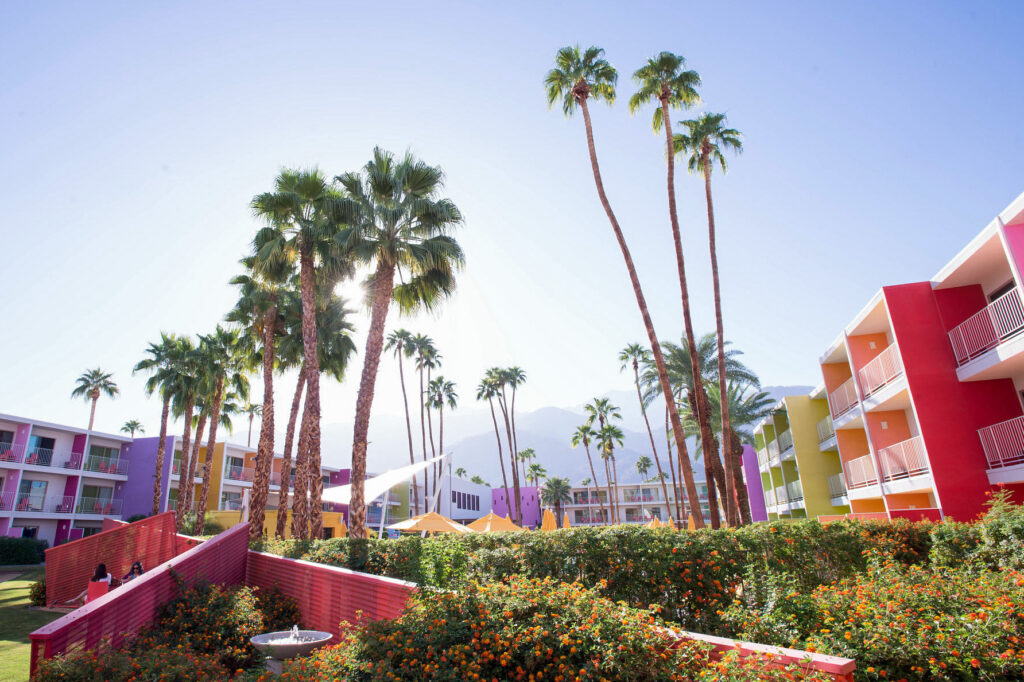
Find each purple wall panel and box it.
[741,444,768,522]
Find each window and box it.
[167,488,179,511]
[82,485,113,503]
[78,525,101,538]
[20,526,39,539]
[17,479,46,511]
[0,431,12,461]
[26,436,55,466]
[221,491,242,510]
[89,445,118,459]
[172,450,184,475]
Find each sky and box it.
[1,1,1023,468]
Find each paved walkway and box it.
[0,571,26,582]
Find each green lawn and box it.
[0,570,61,682]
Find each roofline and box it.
[0,412,132,442]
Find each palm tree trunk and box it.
[730,429,752,525]
[176,396,195,529]
[687,391,720,528]
[634,363,671,522]
[582,441,607,525]
[298,239,324,539]
[578,96,705,528]
[497,389,521,524]
[426,366,437,493]
[250,303,277,545]
[487,397,511,519]
[196,378,225,534]
[248,416,253,448]
[88,396,98,433]
[278,367,304,539]
[397,348,419,516]
[153,395,171,516]
[610,450,620,522]
[291,400,310,539]
[510,385,522,487]
[186,413,207,515]
[418,355,428,507]
[602,454,614,524]
[349,262,397,540]
[703,158,738,526]
[663,404,681,523]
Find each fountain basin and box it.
[251,629,333,659]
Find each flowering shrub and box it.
[34,642,230,681]
[276,576,832,681]
[980,489,1024,570]
[29,576,47,606]
[929,520,983,567]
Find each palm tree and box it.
[541,477,572,527]
[619,344,672,522]
[635,455,653,521]
[253,168,345,539]
[426,376,458,478]
[627,51,724,525]
[165,337,200,528]
[596,423,624,524]
[675,113,745,526]
[489,367,523,524]
[410,334,438,504]
[505,367,527,484]
[546,46,704,528]
[571,425,607,525]
[386,329,420,514]
[121,420,144,438]
[517,448,535,489]
[133,333,184,515]
[71,368,119,432]
[335,148,464,539]
[243,403,262,448]
[527,461,547,519]
[194,326,250,534]
[477,376,513,521]
[454,467,466,479]
[585,398,621,523]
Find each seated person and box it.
[91,563,112,584]
[122,561,144,583]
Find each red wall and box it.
[934,285,988,330]
[885,283,1022,521]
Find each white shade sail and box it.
[319,453,447,506]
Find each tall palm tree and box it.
[489,367,523,524]
[570,424,607,525]
[541,477,572,528]
[426,376,457,472]
[505,367,527,484]
[243,403,262,448]
[618,344,672,520]
[585,398,621,523]
[133,333,184,515]
[253,168,345,539]
[120,420,144,438]
[526,461,546,519]
[477,376,513,521]
[410,334,437,503]
[627,51,724,525]
[635,455,653,521]
[167,337,200,528]
[675,113,745,526]
[195,326,249,534]
[335,148,464,539]
[546,46,704,528]
[596,422,624,524]
[71,368,119,432]
[386,329,420,514]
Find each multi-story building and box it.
[809,190,1024,521]
[752,393,851,521]
[0,413,132,545]
[561,476,714,527]
[492,485,542,528]
[414,473,491,526]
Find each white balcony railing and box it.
[844,454,878,489]
[0,441,20,463]
[774,485,789,505]
[22,448,81,469]
[0,491,14,510]
[858,344,904,398]
[778,429,794,453]
[979,415,1024,469]
[785,480,804,501]
[817,415,835,443]
[763,488,775,506]
[15,493,45,512]
[828,377,859,418]
[757,448,769,468]
[828,472,847,498]
[51,496,75,514]
[767,439,780,464]
[222,499,243,511]
[76,497,123,516]
[877,436,929,482]
[83,456,128,475]
[948,288,1024,366]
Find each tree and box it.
[675,112,745,526]
[167,337,200,528]
[121,420,144,438]
[454,467,466,479]
[426,376,458,479]
[386,329,420,514]
[596,422,624,524]
[477,376,513,521]
[526,459,546,518]
[71,368,119,432]
[133,333,181,515]
[635,454,653,521]
[194,326,249,534]
[571,425,608,525]
[541,477,572,527]
[253,168,346,539]
[627,51,725,526]
[470,475,485,485]
[488,367,523,524]
[619,344,672,523]
[335,148,464,539]
[504,367,527,484]
[585,398,622,523]
[545,45,704,528]
[243,403,262,448]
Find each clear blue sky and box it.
[2,1,1022,462]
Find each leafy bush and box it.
[930,520,983,567]
[34,643,228,681]
[280,576,832,681]
[255,585,304,631]
[178,512,227,536]
[125,513,149,523]
[29,576,46,606]
[0,536,48,564]
[980,489,1024,570]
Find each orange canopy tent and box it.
[467,512,525,533]
[388,512,474,534]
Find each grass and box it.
[0,570,61,682]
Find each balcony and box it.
[766,438,781,466]
[774,485,788,506]
[828,378,858,418]
[0,442,21,463]
[844,454,878,490]
[763,488,775,506]
[225,466,255,483]
[14,494,45,512]
[877,436,929,482]
[828,472,847,498]
[777,429,794,454]
[948,288,1024,366]
[979,415,1024,469]
[50,496,75,514]
[785,480,804,501]
[22,448,82,470]
[83,455,128,476]
[623,490,655,503]
[222,498,243,511]
[858,345,903,398]
[757,448,769,470]
[75,497,123,516]
[0,491,14,511]
[817,416,835,443]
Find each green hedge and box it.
[0,536,48,564]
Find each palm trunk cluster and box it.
[277,368,305,539]
[249,302,278,545]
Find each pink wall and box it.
[885,283,1022,521]
[491,486,541,528]
[1001,223,1024,280]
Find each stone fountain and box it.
[251,625,332,673]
